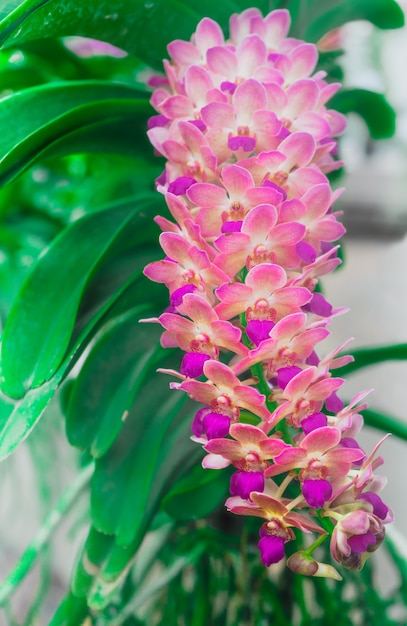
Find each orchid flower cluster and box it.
[143,8,392,579]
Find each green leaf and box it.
[0,80,151,185]
[329,89,396,140]
[0,269,157,459]
[0,0,240,67]
[90,381,197,546]
[1,197,155,398]
[162,464,230,521]
[66,311,164,458]
[290,0,405,41]
[336,343,407,377]
[361,407,407,442]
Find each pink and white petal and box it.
[159,232,192,263]
[253,110,282,140]
[262,9,291,46]
[243,204,278,237]
[168,40,201,65]
[179,379,217,404]
[162,139,190,164]
[185,65,214,104]
[311,218,346,242]
[284,367,317,397]
[327,449,365,473]
[233,79,267,120]
[271,221,306,246]
[250,492,288,517]
[326,109,347,135]
[266,447,306,471]
[187,182,226,208]
[286,79,319,116]
[245,263,287,293]
[246,184,284,207]
[273,286,311,309]
[286,511,325,533]
[206,45,237,77]
[212,321,246,355]
[229,8,262,44]
[278,131,316,169]
[309,377,345,402]
[201,101,235,128]
[204,359,240,388]
[230,422,267,445]
[160,95,193,119]
[295,111,331,140]
[203,453,233,469]
[301,183,332,218]
[194,17,225,52]
[302,426,341,453]
[237,35,267,75]
[160,330,178,348]
[264,82,288,114]
[143,259,180,284]
[159,312,195,335]
[181,293,218,323]
[233,387,270,418]
[287,167,328,196]
[222,163,255,197]
[287,43,318,81]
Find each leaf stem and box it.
[0,462,93,606]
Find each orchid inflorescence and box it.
[143,7,392,579]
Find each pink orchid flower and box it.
[234,312,330,376]
[187,163,283,237]
[265,426,364,508]
[268,366,345,429]
[155,293,247,357]
[215,263,311,321]
[201,79,282,162]
[143,232,228,302]
[172,359,271,420]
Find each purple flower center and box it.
[189,119,207,132]
[277,366,302,389]
[301,412,327,434]
[246,319,275,346]
[258,534,286,566]
[203,412,231,439]
[167,176,197,195]
[296,241,316,263]
[359,492,388,520]
[262,178,287,201]
[302,292,332,317]
[230,470,264,499]
[341,437,365,466]
[221,220,243,234]
[325,392,344,413]
[169,284,197,309]
[302,478,332,508]
[147,114,170,130]
[180,352,210,378]
[348,531,377,553]
[306,350,320,366]
[220,81,237,94]
[228,135,256,152]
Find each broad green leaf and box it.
[336,343,407,377]
[162,464,230,521]
[0,267,162,459]
[0,80,151,185]
[1,197,155,398]
[330,89,396,139]
[90,381,197,545]
[288,0,404,40]
[66,311,164,458]
[0,0,239,67]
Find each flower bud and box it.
[287,552,342,581]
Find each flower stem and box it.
[0,462,93,606]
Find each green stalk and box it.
[0,463,93,606]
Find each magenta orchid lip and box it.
[143,7,392,579]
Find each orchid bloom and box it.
[143,7,392,578]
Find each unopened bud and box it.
[287,552,342,581]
